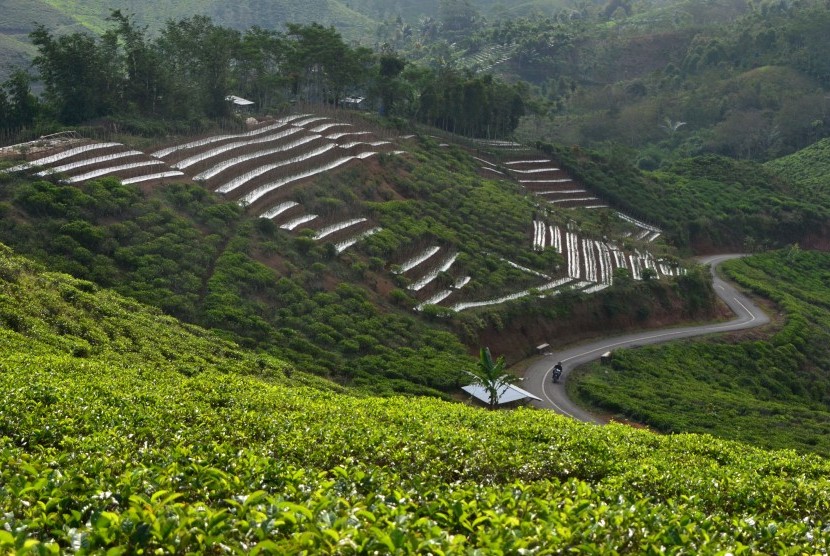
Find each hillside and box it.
[1,243,828,552]
[0,241,330,389]
[0,0,82,82]
[369,0,830,165]
[765,138,830,230]
[4,0,830,171]
[35,0,374,36]
[0,109,719,394]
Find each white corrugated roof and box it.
[226,95,255,106]
[462,383,541,405]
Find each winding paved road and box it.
[522,254,771,423]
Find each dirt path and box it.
[520,254,770,423]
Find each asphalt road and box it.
[521,254,771,423]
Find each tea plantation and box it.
[1,243,829,553]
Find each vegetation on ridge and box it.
[1,243,829,553]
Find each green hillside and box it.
[33,0,375,36]
[765,138,830,205]
[0,119,713,397]
[1,243,828,552]
[0,0,81,82]
[571,249,830,456]
[0,242,328,389]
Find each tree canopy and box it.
[1,12,524,140]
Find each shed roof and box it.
[462,383,542,405]
[226,95,255,106]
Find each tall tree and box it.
[373,52,407,115]
[439,0,481,36]
[157,16,240,119]
[3,69,38,129]
[236,27,288,111]
[30,25,119,123]
[0,88,11,132]
[106,10,167,116]
[285,23,372,107]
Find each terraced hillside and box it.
[0,243,828,553]
[0,110,706,395]
[3,111,680,314]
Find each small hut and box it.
[226,95,255,113]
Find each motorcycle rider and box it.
[552,362,563,382]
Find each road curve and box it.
[521,254,771,423]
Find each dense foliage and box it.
[1,243,829,553]
[361,0,830,163]
[571,249,830,456]
[0,168,474,397]
[6,0,830,161]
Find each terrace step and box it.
[334,227,382,254]
[238,151,380,213]
[499,257,551,280]
[448,277,574,312]
[313,218,369,241]
[415,289,455,311]
[394,246,442,274]
[181,128,310,174]
[151,115,306,160]
[4,142,124,172]
[280,213,318,231]
[408,252,459,292]
[411,269,473,312]
[261,201,301,221]
[65,159,169,184]
[194,135,322,182]
[121,171,186,185]
[36,149,145,176]
[215,143,337,195]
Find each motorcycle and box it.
[552,366,563,383]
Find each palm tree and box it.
[464,347,518,409]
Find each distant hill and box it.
[33,0,376,34]
[0,0,84,81]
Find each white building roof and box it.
[462,383,542,405]
[226,95,255,106]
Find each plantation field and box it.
[570,249,830,456]
[1,244,829,553]
[765,138,830,209]
[0,114,699,396]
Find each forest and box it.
[0,12,524,141]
